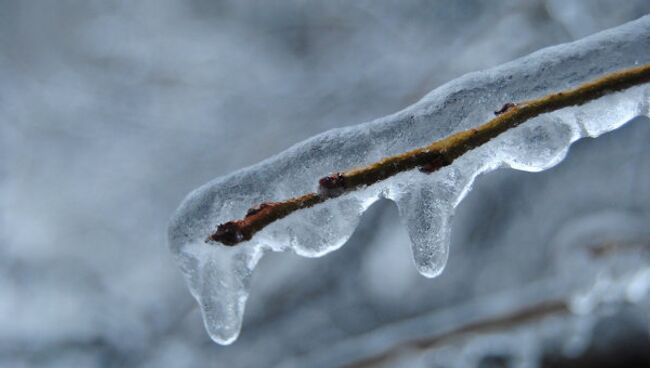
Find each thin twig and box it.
[208,63,650,246]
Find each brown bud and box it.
[494,102,517,115]
[318,172,346,197]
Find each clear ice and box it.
[168,16,650,344]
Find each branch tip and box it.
[208,221,246,246]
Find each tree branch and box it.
[208,63,650,246]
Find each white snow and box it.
[168,16,650,344]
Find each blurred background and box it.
[2,1,650,367]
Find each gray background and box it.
[2,1,650,367]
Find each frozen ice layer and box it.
[168,16,650,344]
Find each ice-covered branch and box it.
[168,16,650,344]
[209,62,650,246]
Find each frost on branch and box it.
[168,16,650,345]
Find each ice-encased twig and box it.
[209,62,650,246]
[168,16,650,344]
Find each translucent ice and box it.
[168,16,650,344]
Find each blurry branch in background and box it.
[347,300,569,368]
[208,63,650,246]
[348,239,650,367]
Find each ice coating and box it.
[168,16,650,344]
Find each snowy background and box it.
[2,1,650,367]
